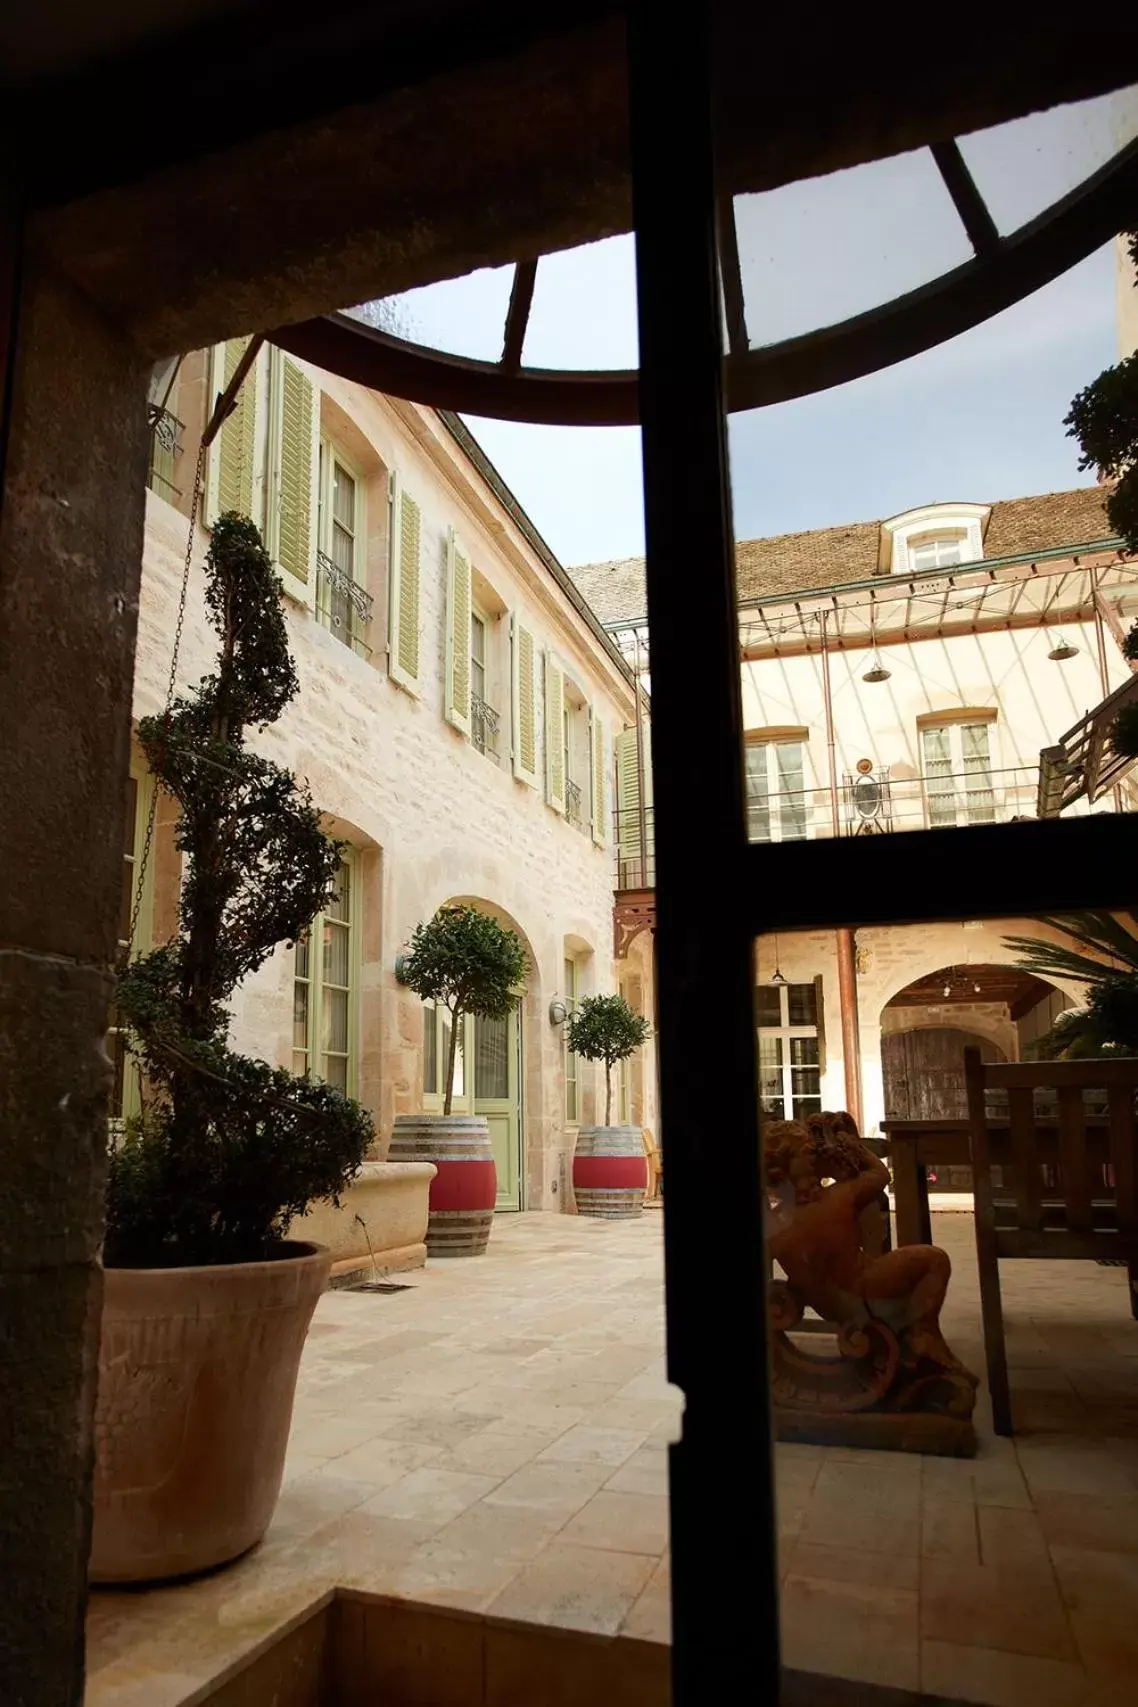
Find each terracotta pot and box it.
[388,1114,497,1256]
[573,1125,647,1218]
[91,1241,330,1583]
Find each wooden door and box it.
[473,1008,523,1211]
[882,1027,1005,1191]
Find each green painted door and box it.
[474,1008,522,1210]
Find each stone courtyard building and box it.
[131,344,657,1216]
[574,481,1138,1139]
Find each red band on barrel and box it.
[429,1158,498,1211]
[572,1157,648,1190]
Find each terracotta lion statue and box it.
[764,1111,972,1378]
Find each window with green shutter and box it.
[388,474,421,694]
[590,710,607,845]
[273,354,317,590]
[511,614,538,786]
[445,529,473,735]
[544,651,566,813]
[206,339,258,525]
[293,855,357,1093]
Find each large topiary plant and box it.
[399,905,527,1115]
[565,993,652,1125]
[108,513,373,1268]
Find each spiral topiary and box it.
[107,514,373,1267]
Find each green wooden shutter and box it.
[544,652,566,812]
[388,473,421,695]
[590,709,607,845]
[615,726,641,875]
[511,614,538,786]
[206,339,257,525]
[445,530,472,735]
[276,356,316,588]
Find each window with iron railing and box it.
[146,406,184,503]
[316,449,373,655]
[470,610,501,759]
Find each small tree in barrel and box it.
[566,993,652,1126]
[401,905,527,1114]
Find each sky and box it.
[369,87,1136,570]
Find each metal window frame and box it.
[626,12,1138,1704]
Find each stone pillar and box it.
[0,261,150,1707]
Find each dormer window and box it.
[909,533,966,571]
[881,502,990,574]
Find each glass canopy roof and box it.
[273,83,1138,426]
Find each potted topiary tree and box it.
[390,904,527,1255]
[565,993,653,1218]
[94,513,373,1584]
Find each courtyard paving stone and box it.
[85,1208,1138,1704]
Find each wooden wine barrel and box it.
[573,1125,647,1219]
[388,1115,497,1256]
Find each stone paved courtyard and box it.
[86,1209,1138,1706]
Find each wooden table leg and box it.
[891,1146,926,1247]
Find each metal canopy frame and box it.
[268,131,1138,428]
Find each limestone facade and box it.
[131,349,655,1211]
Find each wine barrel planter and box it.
[388,1114,497,1256]
[573,1125,648,1219]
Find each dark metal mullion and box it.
[501,259,538,372]
[739,814,1138,934]
[717,193,748,355]
[627,8,780,1704]
[930,139,1000,256]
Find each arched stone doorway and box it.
[421,895,539,1212]
[881,962,1070,1189]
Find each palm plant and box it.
[1003,912,1138,1058]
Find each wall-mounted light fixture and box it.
[549,997,568,1027]
[394,953,411,985]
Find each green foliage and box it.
[400,905,527,1114]
[108,514,372,1268]
[1064,234,1138,553]
[1004,912,1138,1060]
[1123,624,1138,663]
[1110,701,1138,759]
[565,994,652,1125]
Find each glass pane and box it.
[758,1034,783,1069]
[789,1036,820,1069]
[787,984,817,1027]
[322,1054,348,1092]
[791,1092,823,1121]
[521,234,639,371]
[295,929,310,980]
[332,462,355,531]
[331,519,354,576]
[327,862,350,924]
[776,742,807,842]
[475,1013,510,1099]
[957,84,1138,237]
[755,986,782,1027]
[962,724,995,824]
[322,987,349,1055]
[354,263,516,362]
[423,1001,438,1095]
[440,1011,465,1099]
[746,744,773,841]
[323,918,350,988]
[293,981,309,1053]
[736,148,970,350]
[291,1050,308,1076]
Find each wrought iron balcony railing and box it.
[316,550,374,656]
[566,778,585,829]
[472,691,500,758]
